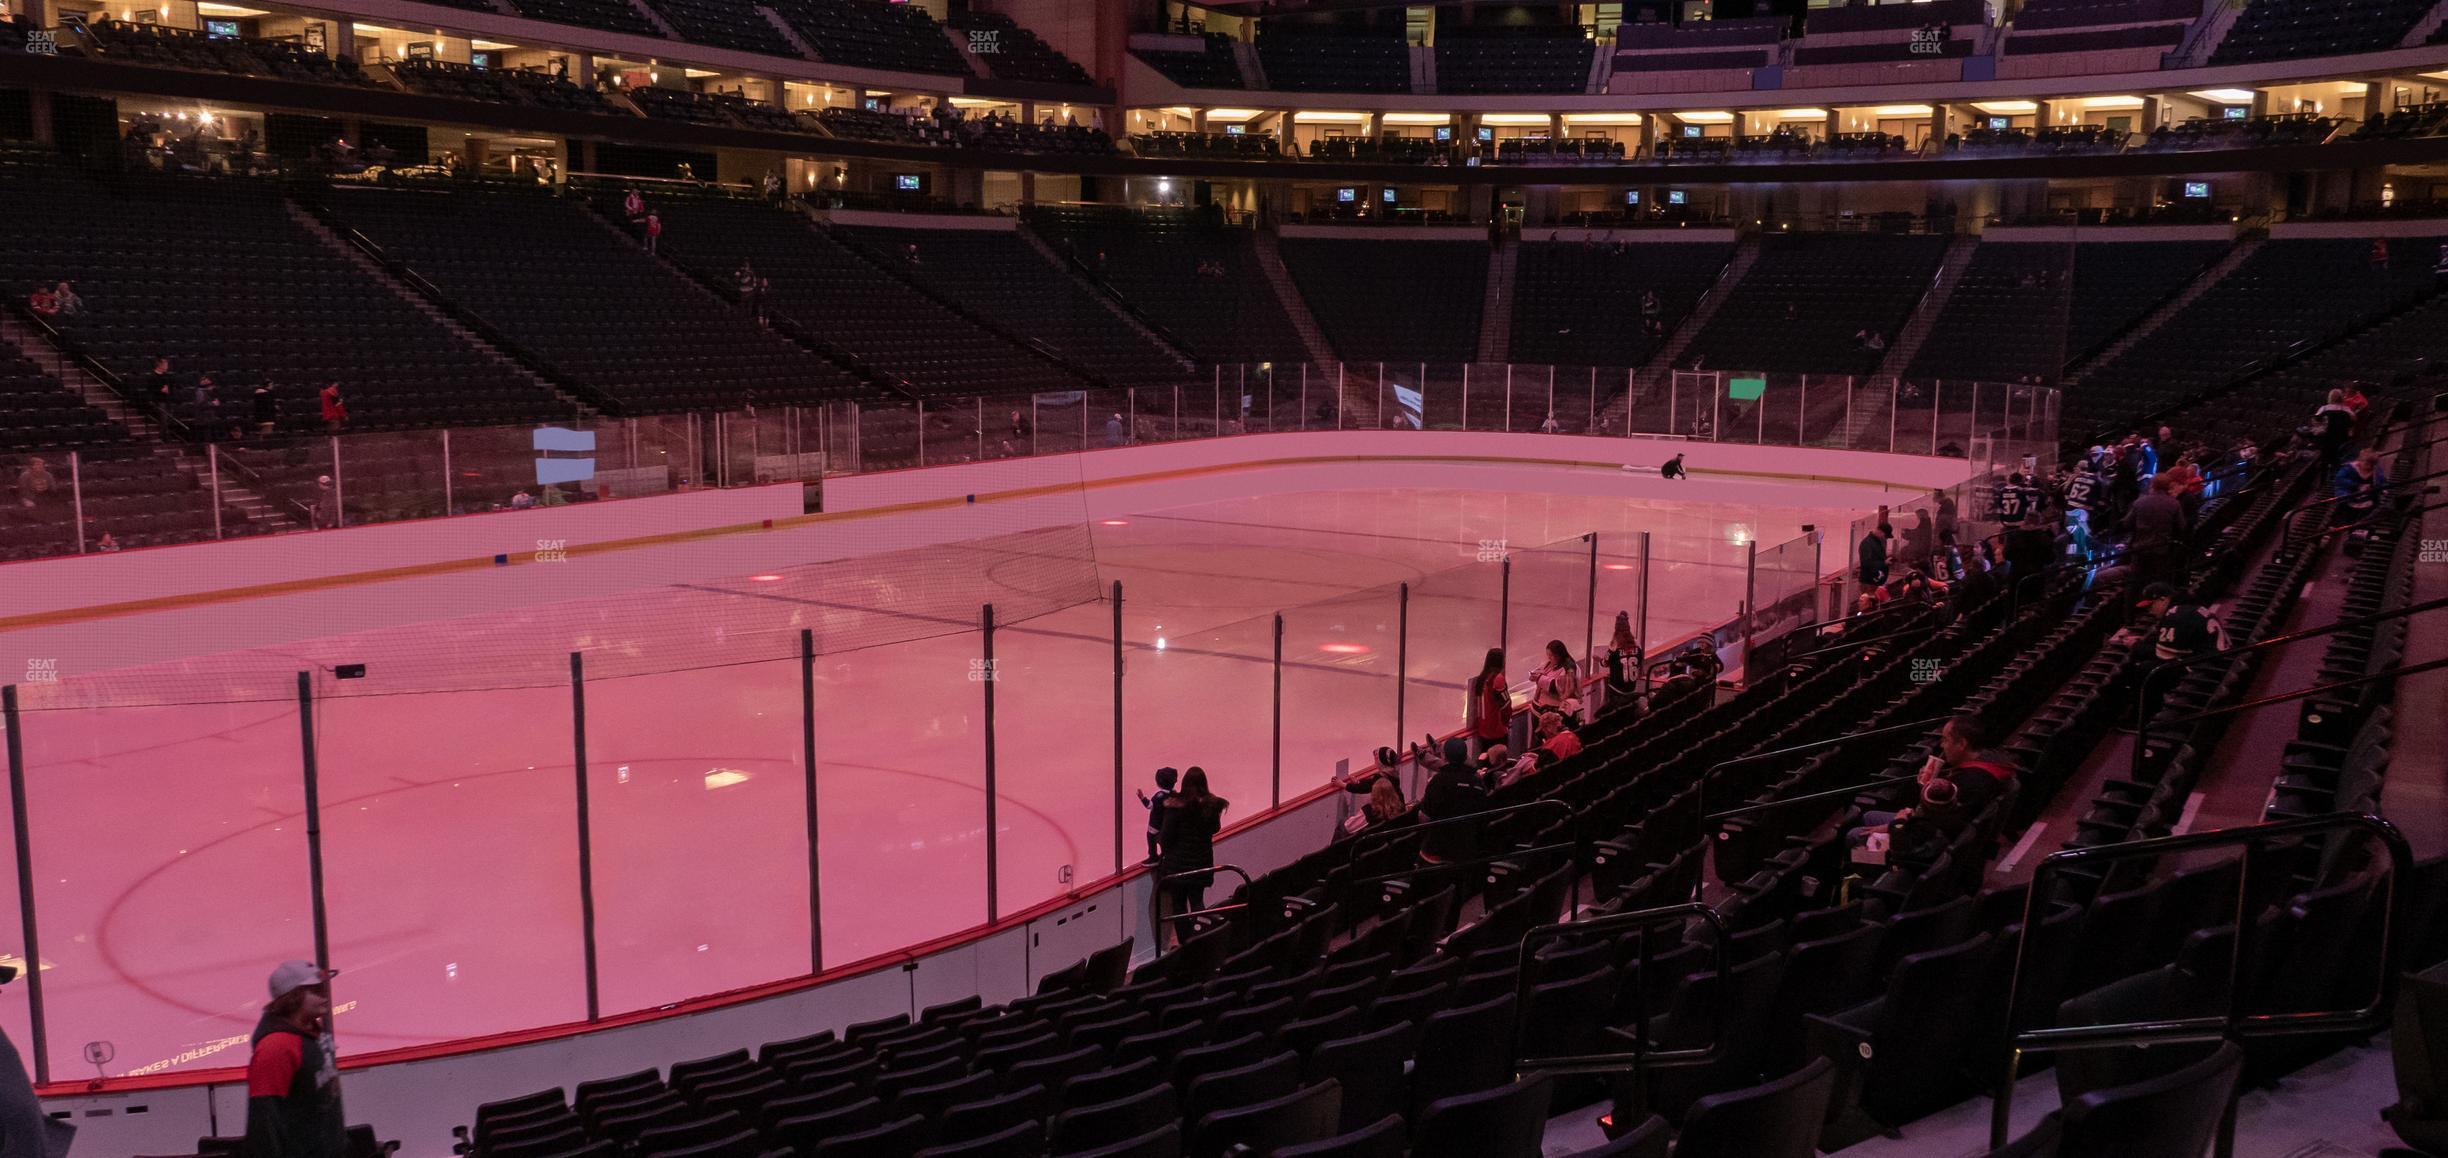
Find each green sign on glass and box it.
[1728,375,1767,402]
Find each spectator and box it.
[508,490,535,510]
[2062,457,2099,516]
[1901,508,1934,574]
[1880,776,1968,870]
[1933,487,1958,544]
[318,382,347,432]
[2125,475,2187,584]
[252,383,279,432]
[95,531,120,552]
[1857,521,1892,589]
[1416,742,1491,864]
[1659,453,1686,480]
[2332,447,2390,530]
[1153,767,1226,950]
[1528,640,1581,715]
[1104,412,1125,447]
[2312,389,2356,472]
[27,286,56,318]
[144,356,174,420]
[1135,766,1177,866]
[245,960,345,1158]
[642,212,661,254]
[1338,766,1409,840]
[2127,582,2226,729]
[622,185,644,220]
[1531,709,1581,762]
[2339,382,2370,419]
[1994,472,2033,525]
[1948,545,1996,617]
[1601,611,1642,709]
[1464,647,1512,758]
[1849,714,2012,846]
[312,475,339,529]
[13,457,54,511]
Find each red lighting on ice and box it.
[1320,643,1370,655]
[748,574,785,583]
[1100,519,1130,526]
[1603,563,1635,571]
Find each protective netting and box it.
[16,451,1100,711]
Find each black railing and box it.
[1514,901,1730,1115]
[1992,812,2413,1149]
[1341,797,1573,869]
[2129,595,2448,783]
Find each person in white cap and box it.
[245,960,344,1158]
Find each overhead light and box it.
[1204,107,1262,120]
[683,68,719,78]
[1970,100,2039,114]
[1480,113,1555,125]
[468,38,516,50]
[1561,112,1643,125]
[196,3,270,14]
[2080,95,2145,109]
[947,96,1005,108]
[1292,110,1369,123]
[1675,110,1735,124]
[1379,112,1452,125]
[1870,104,1934,117]
[1771,107,1829,119]
[2188,88,2255,103]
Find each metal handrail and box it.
[1338,838,1585,895]
[1513,901,1730,1098]
[1992,812,2412,1149]
[1782,616,1949,665]
[1342,798,1572,869]
[1691,715,1956,842]
[1704,769,1931,825]
[2301,497,2448,549]
[2279,464,2448,554]
[2149,655,2448,736]
[1148,864,1256,958]
[2129,595,2448,783]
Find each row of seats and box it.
[0,155,564,433]
[389,59,614,115]
[1277,238,1487,363]
[1906,238,2227,382]
[1255,29,1411,94]
[1432,35,1593,95]
[2069,235,2444,438]
[2209,0,2437,63]
[627,189,1088,398]
[82,19,378,87]
[323,182,861,413]
[1132,35,1245,89]
[1679,232,1950,375]
[943,10,1093,87]
[1507,239,1733,367]
[1027,206,1309,364]
[2141,113,2341,152]
[831,224,1194,390]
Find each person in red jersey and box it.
[246,960,345,1158]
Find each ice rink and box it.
[0,456,1906,1078]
